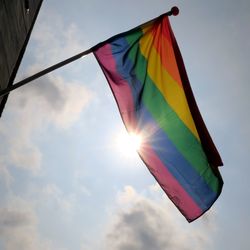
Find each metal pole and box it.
[0,48,93,98]
[0,7,179,98]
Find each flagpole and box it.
[0,7,179,98]
[0,48,93,98]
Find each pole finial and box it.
[171,6,179,16]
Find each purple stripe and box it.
[94,43,136,130]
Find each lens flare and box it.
[115,131,142,157]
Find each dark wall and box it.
[0,0,43,117]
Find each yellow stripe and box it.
[140,27,200,140]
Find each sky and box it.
[0,0,250,249]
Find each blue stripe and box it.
[111,36,144,109]
[137,105,218,210]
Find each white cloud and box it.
[0,196,65,250]
[0,160,13,187]
[19,75,93,129]
[26,9,86,70]
[0,75,92,175]
[0,7,94,248]
[72,168,92,197]
[102,185,217,250]
[116,185,137,205]
[0,10,93,177]
[41,183,76,215]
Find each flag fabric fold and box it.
[93,13,223,222]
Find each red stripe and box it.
[139,143,202,222]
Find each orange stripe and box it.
[152,23,182,87]
[142,19,182,87]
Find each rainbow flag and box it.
[93,13,223,222]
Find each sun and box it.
[115,131,142,157]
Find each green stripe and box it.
[125,33,220,193]
[142,78,220,193]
